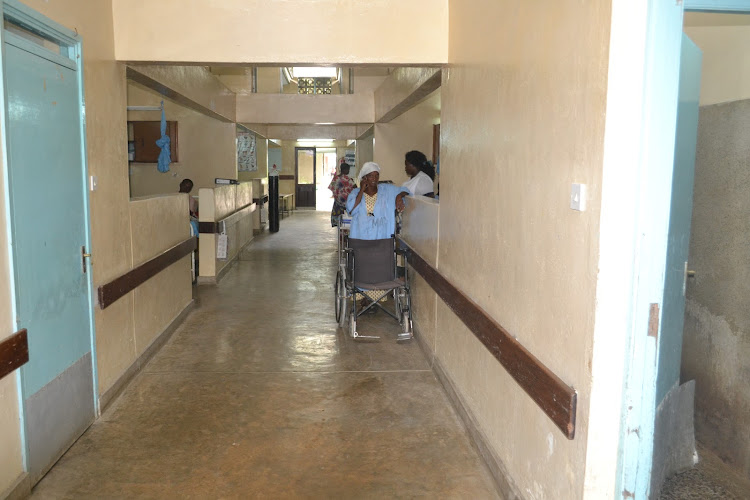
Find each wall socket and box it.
[89,175,97,192]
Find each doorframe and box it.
[589,1,750,498]
[294,146,316,208]
[0,0,97,469]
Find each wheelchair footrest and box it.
[396,332,413,343]
[352,332,380,341]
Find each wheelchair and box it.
[334,215,413,342]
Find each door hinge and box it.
[648,303,659,338]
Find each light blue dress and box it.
[346,183,410,239]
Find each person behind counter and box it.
[346,161,410,240]
[328,162,356,227]
[179,178,199,217]
[402,150,435,198]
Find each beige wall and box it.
[128,83,237,197]
[374,67,441,122]
[684,24,750,106]
[128,65,236,121]
[356,135,374,173]
[265,124,363,142]
[401,198,440,352]
[436,1,611,498]
[112,0,448,65]
[374,91,439,185]
[198,183,255,281]
[130,195,193,354]
[236,93,374,124]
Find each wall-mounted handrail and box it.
[198,202,256,234]
[98,236,197,309]
[397,237,577,439]
[0,329,28,381]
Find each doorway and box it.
[1,3,95,483]
[676,9,750,484]
[315,148,337,211]
[295,147,316,208]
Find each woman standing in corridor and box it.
[328,162,356,227]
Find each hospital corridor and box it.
[2,1,750,499]
[28,212,499,498]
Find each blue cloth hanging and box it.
[156,101,171,172]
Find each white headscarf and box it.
[358,161,380,181]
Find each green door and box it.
[3,23,94,481]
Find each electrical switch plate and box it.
[89,175,97,191]
[570,183,586,211]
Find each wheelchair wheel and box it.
[335,270,345,324]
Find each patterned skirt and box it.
[331,201,346,227]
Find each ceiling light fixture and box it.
[292,67,337,79]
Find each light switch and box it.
[89,175,97,191]
[570,183,586,211]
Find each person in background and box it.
[179,178,199,218]
[328,162,356,227]
[402,150,435,198]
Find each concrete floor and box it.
[659,443,750,500]
[31,211,500,499]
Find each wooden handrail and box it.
[199,203,256,234]
[397,237,577,439]
[98,236,197,309]
[0,329,28,381]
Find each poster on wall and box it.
[344,149,355,167]
[237,131,257,172]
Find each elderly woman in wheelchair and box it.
[334,162,413,342]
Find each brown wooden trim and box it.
[278,174,295,180]
[198,203,256,234]
[198,222,217,234]
[98,237,197,309]
[221,203,255,228]
[397,237,577,439]
[0,329,28,381]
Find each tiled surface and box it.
[31,211,499,499]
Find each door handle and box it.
[81,246,91,274]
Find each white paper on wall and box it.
[217,234,228,260]
[237,131,257,172]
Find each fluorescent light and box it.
[314,122,335,125]
[292,67,337,79]
[297,138,334,142]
